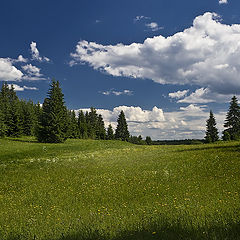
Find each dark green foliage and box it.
[222,130,231,141]
[224,96,240,140]
[36,80,68,143]
[129,135,146,145]
[205,110,219,143]
[146,136,152,145]
[33,102,42,136]
[96,114,106,139]
[0,110,6,137]
[68,110,79,138]
[115,110,129,141]
[78,110,88,139]
[106,124,114,140]
[19,100,36,136]
[0,84,22,137]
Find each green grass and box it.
[0,137,240,240]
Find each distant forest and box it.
[0,80,151,144]
[0,80,240,144]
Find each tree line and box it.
[1,80,239,144]
[0,80,152,144]
[205,96,240,143]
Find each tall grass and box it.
[0,137,240,239]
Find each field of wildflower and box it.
[0,137,240,240]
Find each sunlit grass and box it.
[0,137,240,239]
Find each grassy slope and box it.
[0,138,240,240]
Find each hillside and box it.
[0,138,240,240]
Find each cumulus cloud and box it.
[16,55,28,63]
[145,22,163,31]
[219,0,228,4]
[177,87,236,103]
[7,84,38,91]
[30,42,50,62]
[100,89,133,96]
[70,12,240,95]
[76,105,226,140]
[0,58,23,81]
[169,89,189,99]
[22,64,42,77]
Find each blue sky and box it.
[1,0,240,139]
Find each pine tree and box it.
[106,124,114,140]
[96,114,106,139]
[33,102,42,136]
[0,110,6,137]
[78,110,88,139]
[19,100,36,136]
[7,85,22,137]
[36,80,68,143]
[85,107,98,139]
[224,96,240,140]
[205,110,219,143]
[115,110,129,141]
[68,110,78,138]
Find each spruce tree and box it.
[33,102,42,136]
[205,110,219,143]
[36,80,68,143]
[78,110,88,139]
[96,114,106,140]
[107,124,114,140]
[115,110,129,141]
[68,110,78,138]
[0,84,22,137]
[0,110,6,137]
[19,100,36,136]
[224,96,240,140]
[7,85,22,137]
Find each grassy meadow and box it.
[0,137,240,240]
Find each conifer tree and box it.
[68,110,78,138]
[0,110,6,137]
[36,80,68,143]
[107,124,114,140]
[224,96,240,140]
[78,110,88,139]
[96,114,106,139]
[19,100,36,136]
[33,102,42,136]
[8,85,22,137]
[115,110,129,141]
[205,110,219,143]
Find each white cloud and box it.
[70,12,240,95]
[179,104,206,112]
[16,55,28,63]
[100,89,133,96]
[169,89,189,99]
[145,22,163,31]
[219,0,228,4]
[22,64,42,77]
[7,84,38,91]
[76,105,227,140]
[0,58,23,81]
[30,42,50,62]
[134,16,150,22]
[177,87,237,103]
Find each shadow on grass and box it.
[176,144,240,153]
[5,220,240,240]
[6,137,38,143]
